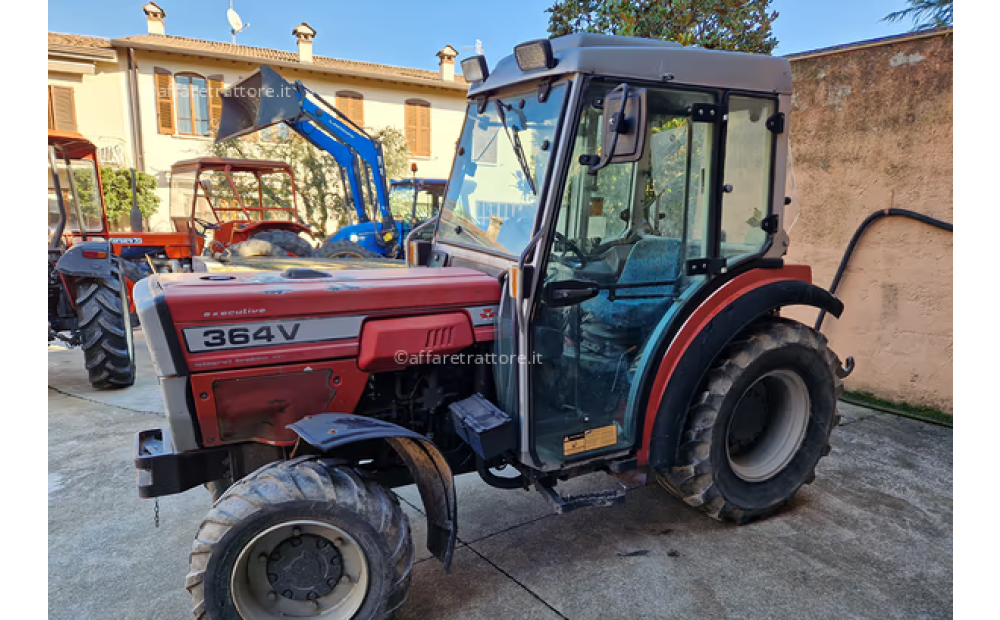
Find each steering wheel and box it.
[553,231,588,268]
[192,217,220,235]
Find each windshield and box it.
[437,83,567,257]
[48,157,103,236]
[389,182,444,224]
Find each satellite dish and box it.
[227,8,243,32]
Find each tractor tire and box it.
[656,318,842,524]
[75,261,136,390]
[318,238,381,259]
[249,230,316,258]
[187,457,413,620]
[224,239,291,259]
[121,260,146,326]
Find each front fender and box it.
[288,413,458,571]
[55,240,114,278]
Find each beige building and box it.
[48,1,469,232]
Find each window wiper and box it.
[494,100,536,195]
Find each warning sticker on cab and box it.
[563,424,618,457]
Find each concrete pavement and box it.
[48,333,952,619]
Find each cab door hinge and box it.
[690,103,726,123]
[765,112,785,134]
[686,257,728,276]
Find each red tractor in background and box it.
[133,35,854,619]
[168,158,316,260]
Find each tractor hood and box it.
[134,266,501,375]
[154,267,500,323]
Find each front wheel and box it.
[188,458,413,620]
[656,318,842,524]
[75,260,136,389]
[317,238,381,259]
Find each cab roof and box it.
[171,157,294,175]
[48,130,96,160]
[467,33,792,97]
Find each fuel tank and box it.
[138,267,501,376]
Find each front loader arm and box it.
[290,116,372,224]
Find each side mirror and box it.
[586,84,647,174]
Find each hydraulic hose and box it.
[814,208,953,331]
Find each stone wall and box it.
[783,30,953,412]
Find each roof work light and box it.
[514,39,556,72]
[460,56,489,83]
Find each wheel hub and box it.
[266,534,343,602]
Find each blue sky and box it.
[48,0,917,71]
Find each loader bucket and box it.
[216,66,303,143]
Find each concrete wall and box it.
[130,51,467,232]
[782,31,953,412]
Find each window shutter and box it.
[207,74,224,135]
[336,91,364,127]
[48,85,77,132]
[404,103,418,154]
[405,99,430,156]
[154,67,175,135]
[418,103,431,157]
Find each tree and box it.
[72,166,160,230]
[882,0,952,31]
[209,124,410,240]
[546,0,779,55]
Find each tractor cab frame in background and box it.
[168,157,313,257]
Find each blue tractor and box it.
[217,66,443,259]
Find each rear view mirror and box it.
[587,84,647,174]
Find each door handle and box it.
[545,280,600,307]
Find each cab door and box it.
[523,79,721,469]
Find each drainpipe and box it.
[125,47,146,172]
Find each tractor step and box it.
[533,477,627,515]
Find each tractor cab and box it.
[168,157,310,256]
[48,130,108,246]
[417,35,795,470]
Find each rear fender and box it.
[639,268,844,469]
[288,413,458,571]
[55,240,114,279]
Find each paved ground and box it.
[49,333,953,619]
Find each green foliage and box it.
[882,0,952,31]
[546,0,779,54]
[97,167,161,221]
[210,124,410,240]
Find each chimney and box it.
[143,2,167,35]
[437,45,459,81]
[293,23,317,64]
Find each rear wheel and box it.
[249,230,316,258]
[656,318,842,524]
[318,238,381,259]
[75,260,136,389]
[223,239,291,259]
[188,458,413,620]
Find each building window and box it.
[48,85,77,132]
[335,91,364,126]
[405,99,431,157]
[175,73,210,136]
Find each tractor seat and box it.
[582,236,682,331]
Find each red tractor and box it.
[133,35,851,619]
[168,157,316,260]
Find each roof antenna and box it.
[461,40,485,55]
[227,0,249,44]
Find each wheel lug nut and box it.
[333,537,344,547]
[258,553,268,563]
[282,590,294,599]
[340,575,350,585]
[327,578,337,587]
[267,573,278,584]
[307,592,319,601]
[292,527,302,537]
[267,591,277,601]
[317,538,328,549]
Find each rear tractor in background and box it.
[133,35,853,619]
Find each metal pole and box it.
[130,168,144,232]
